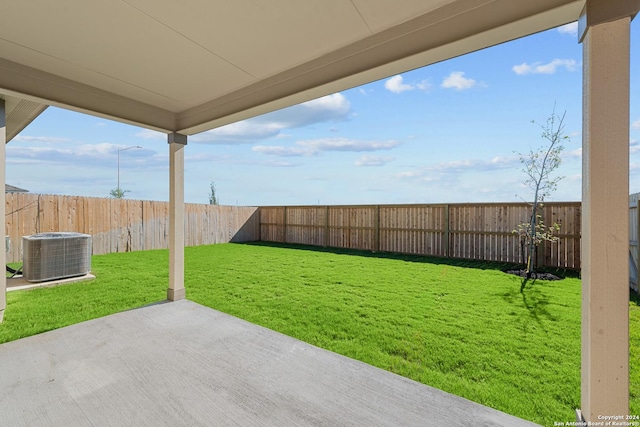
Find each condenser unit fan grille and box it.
[22,232,92,282]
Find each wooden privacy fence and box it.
[4,194,583,270]
[5,193,259,263]
[260,203,582,269]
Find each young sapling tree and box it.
[514,109,568,274]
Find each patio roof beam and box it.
[579,0,638,420]
[167,133,187,301]
[0,59,175,134]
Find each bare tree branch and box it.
[513,107,567,274]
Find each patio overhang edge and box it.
[176,0,585,135]
[0,1,584,138]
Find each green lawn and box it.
[1,242,638,426]
[1,249,168,341]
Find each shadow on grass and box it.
[519,276,532,293]
[239,241,579,278]
[500,277,557,329]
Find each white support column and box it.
[168,133,187,301]
[0,100,6,322]
[579,0,638,420]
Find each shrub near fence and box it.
[5,193,259,263]
[259,203,582,269]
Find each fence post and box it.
[444,204,450,258]
[375,205,380,252]
[257,207,262,242]
[324,205,329,247]
[283,206,287,244]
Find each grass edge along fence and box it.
[259,202,582,270]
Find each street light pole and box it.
[117,145,142,193]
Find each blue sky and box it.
[8,20,640,206]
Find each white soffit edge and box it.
[0,95,48,142]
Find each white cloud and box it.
[76,142,119,156]
[383,75,432,93]
[261,160,302,168]
[9,143,115,161]
[557,22,578,36]
[193,121,284,143]
[136,94,352,144]
[354,155,394,167]
[385,75,414,94]
[191,93,352,144]
[266,93,352,128]
[398,155,519,181]
[429,156,517,172]
[398,171,423,178]
[632,119,640,130]
[252,146,314,157]
[416,80,432,91]
[185,152,230,163]
[136,129,166,140]
[6,142,156,167]
[13,135,70,143]
[303,93,350,116]
[512,64,530,75]
[297,138,399,152]
[253,138,400,158]
[512,59,578,75]
[441,71,477,90]
[7,146,70,162]
[565,148,582,159]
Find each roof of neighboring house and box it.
[5,184,28,193]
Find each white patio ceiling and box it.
[0,0,584,139]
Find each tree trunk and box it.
[526,205,537,274]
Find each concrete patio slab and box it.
[0,299,540,426]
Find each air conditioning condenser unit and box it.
[22,232,92,282]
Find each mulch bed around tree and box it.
[504,269,562,281]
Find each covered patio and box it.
[0,0,637,423]
[0,299,538,426]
